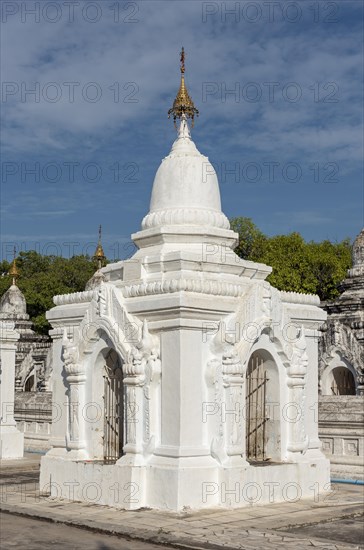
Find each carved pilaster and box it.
[207,320,247,466]
[62,330,87,455]
[121,320,161,461]
[123,348,145,456]
[143,348,161,454]
[286,327,309,458]
[221,348,245,459]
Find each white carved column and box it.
[120,320,161,464]
[221,349,246,464]
[207,317,248,467]
[121,347,145,463]
[143,347,161,455]
[46,327,68,453]
[63,331,88,459]
[304,325,326,456]
[286,328,309,460]
[0,321,24,459]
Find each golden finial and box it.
[93,225,106,270]
[168,47,199,129]
[9,246,20,285]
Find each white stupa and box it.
[40,49,329,511]
[0,255,24,459]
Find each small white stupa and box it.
[40,49,329,511]
[0,253,24,459]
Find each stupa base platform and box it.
[40,452,330,511]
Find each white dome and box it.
[142,119,230,230]
[0,284,27,316]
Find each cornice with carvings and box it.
[122,278,245,298]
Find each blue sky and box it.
[1,0,363,261]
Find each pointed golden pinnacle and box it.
[168,47,199,128]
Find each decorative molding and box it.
[62,330,85,381]
[124,348,145,379]
[54,291,96,306]
[122,278,245,298]
[142,207,230,231]
[286,326,308,382]
[222,350,244,377]
[73,283,141,363]
[280,290,320,306]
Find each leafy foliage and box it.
[230,217,352,301]
[0,251,97,334]
[306,239,352,301]
[230,217,267,261]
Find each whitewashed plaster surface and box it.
[40,119,329,511]
[0,321,24,459]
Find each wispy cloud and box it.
[1,0,363,251]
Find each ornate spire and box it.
[168,47,199,129]
[93,225,106,270]
[9,247,19,285]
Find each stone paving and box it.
[1,455,363,550]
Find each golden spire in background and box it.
[168,47,199,128]
[93,225,106,270]
[9,246,20,285]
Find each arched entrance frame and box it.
[82,327,129,461]
[80,316,161,464]
[245,335,287,463]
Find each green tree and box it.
[230,217,352,300]
[0,251,97,334]
[230,217,267,260]
[306,239,352,301]
[256,233,317,294]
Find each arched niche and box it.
[86,330,126,462]
[245,347,282,463]
[24,373,35,392]
[103,349,124,462]
[321,354,357,396]
[331,367,356,395]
